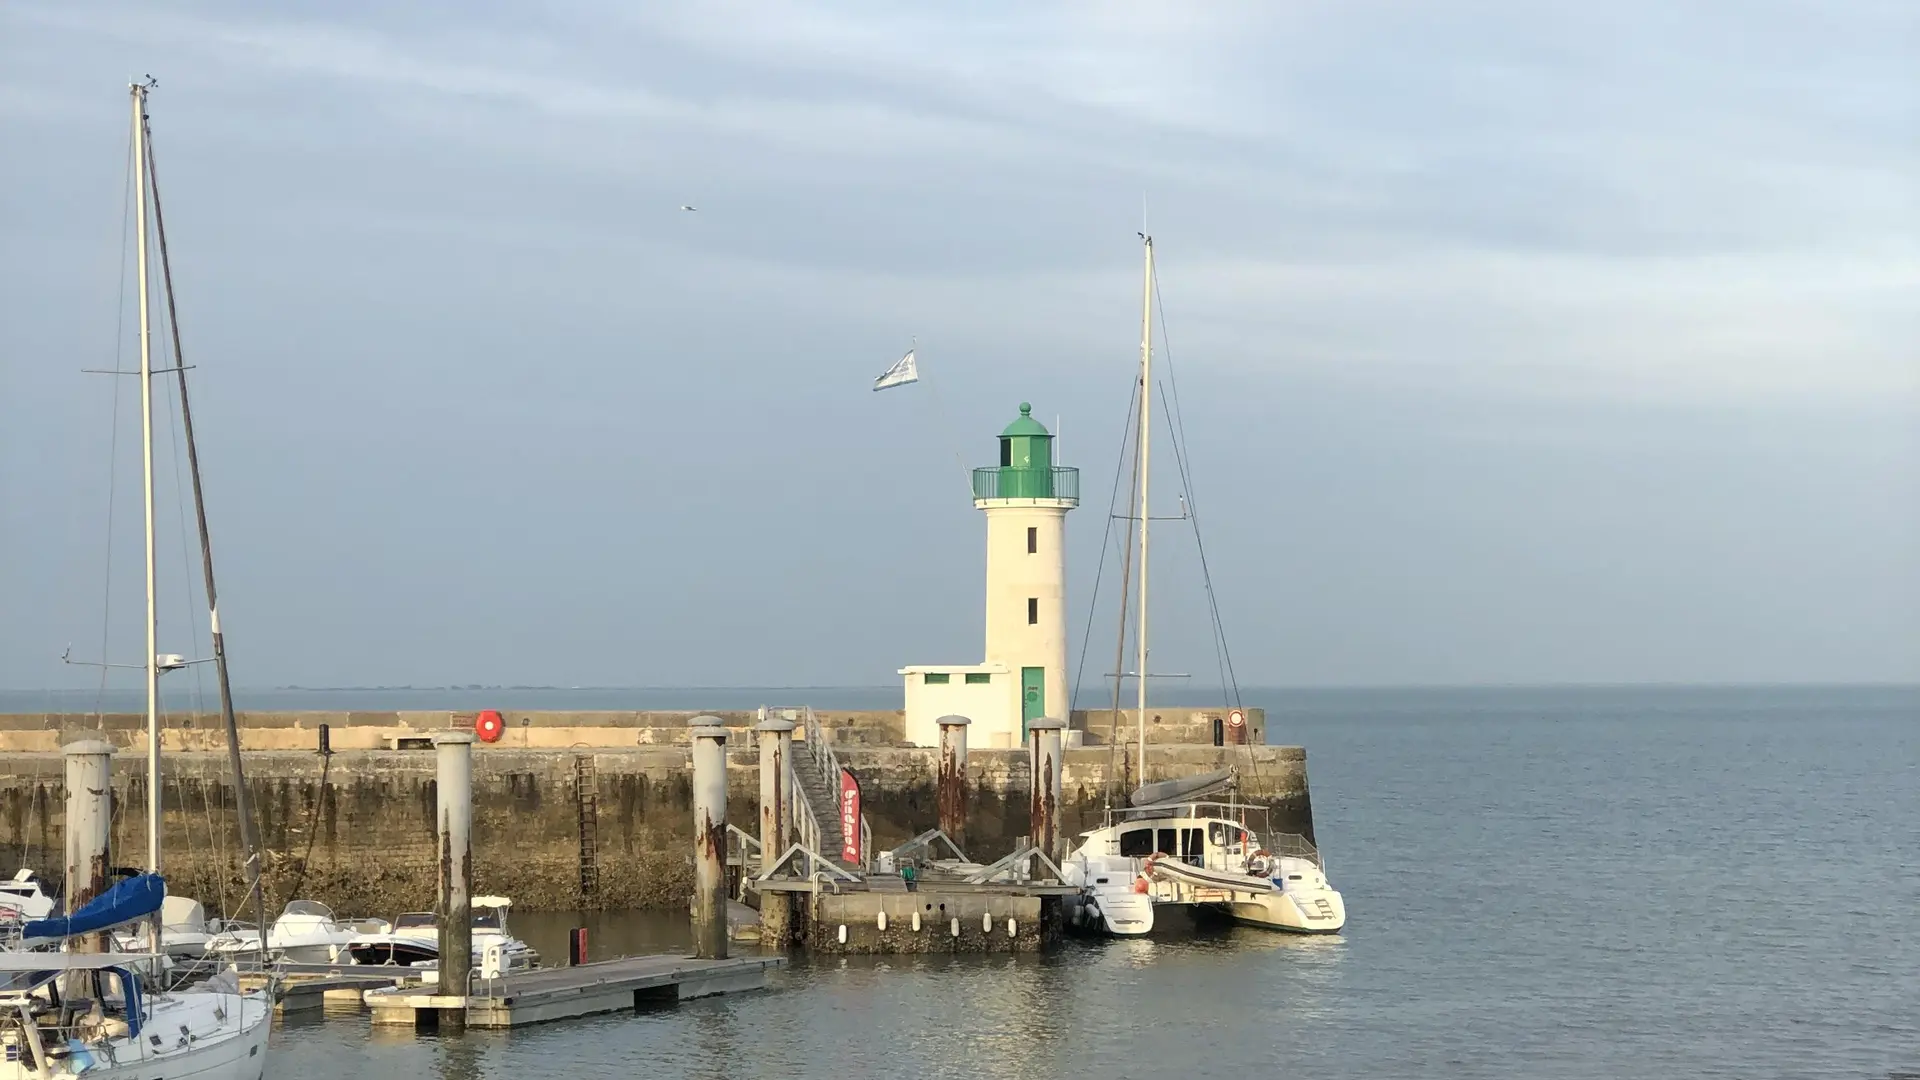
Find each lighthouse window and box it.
[964,673,992,685]
[1027,527,1037,553]
[1000,440,1012,467]
[924,673,950,685]
[1027,598,1038,624]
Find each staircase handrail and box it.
[769,704,872,872]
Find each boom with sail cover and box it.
[1128,767,1235,808]
[20,873,165,945]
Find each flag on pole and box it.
[872,348,919,391]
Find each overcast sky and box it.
[2,1,1915,693]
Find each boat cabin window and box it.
[1207,822,1250,853]
[1118,829,1155,857]
[395,913,436,930]
[281,900,336,920]
[1179,828,1204,865]
[473,908,504,931]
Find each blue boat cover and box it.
[21,873,165,943]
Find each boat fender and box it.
[1131,876,1149,894]
[475,710,506,743]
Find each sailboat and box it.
[0,82,272,1079]
[1058,236,1347,937]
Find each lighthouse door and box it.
[1020,667,1044,740]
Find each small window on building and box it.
[1027,597,1038,624]
[964,672,992,685]
[1027,527,1037,554]
[924,672,949,685]
[1000,440,1012,467]
[1118,829,1155,857]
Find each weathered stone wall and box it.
[0,740,1310,917]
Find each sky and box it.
[1,0,1915,693]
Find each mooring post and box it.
[689,715,729,960]
[62,740,113,958]
[936,715,971,848]
[434,731,475,1030]
[1027,717,1065,872]
[754,716,795,947]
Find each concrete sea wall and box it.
[0,740,1311,917]
[0,706,1264,752]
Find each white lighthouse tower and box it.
[901,403,1079,748]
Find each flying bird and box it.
[680,205,698,211]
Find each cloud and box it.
[3,1,1914,405]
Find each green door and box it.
[1021,667,1044,741]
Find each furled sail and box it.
[1128,767,1235,808]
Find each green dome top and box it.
[1000,402,1051,439]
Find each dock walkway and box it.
[364,953,784,1029]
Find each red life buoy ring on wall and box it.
[475,710,505,743]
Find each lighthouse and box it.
[901,403,1079,748]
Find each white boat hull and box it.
[0,991,270,1080]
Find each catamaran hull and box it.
[1201,890,1346,934]
[1145,856,1347,934]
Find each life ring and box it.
[1227,710,1245,729]
[475,710,505,743]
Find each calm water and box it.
[68,687,1920,1076]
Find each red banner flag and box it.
[839,768,863,865]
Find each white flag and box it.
[872,349,919,391]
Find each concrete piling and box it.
[755,716,796,947]
[434,732,475,1030]
[936,715,971,848]
[62,740,113,957]
[1027,718,1065,871]
[689,715,729,960]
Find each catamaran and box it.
[1059,235,1347,937]
[0,81,273,1079]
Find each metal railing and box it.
[770,705,871,872]
[970,466,1080,502]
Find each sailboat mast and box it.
[131,82,162,873]
[1135,235,1154,778]
[143,114,267,945]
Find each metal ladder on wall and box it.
[574,753,599,898]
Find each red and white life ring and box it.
[475,710,505,743]
[1227,710,1245,729]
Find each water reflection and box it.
[438,1033,484,1080]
